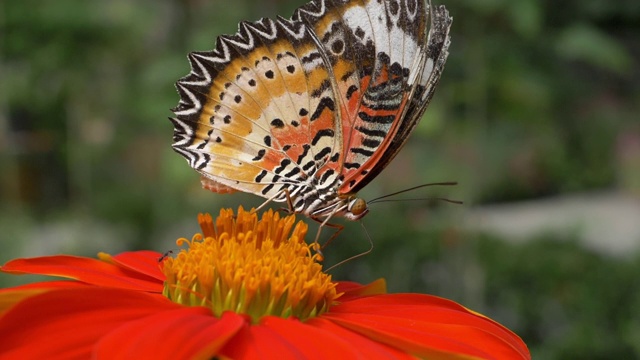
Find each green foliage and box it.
[476,235,640,358]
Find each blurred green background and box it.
[1,0,639,357]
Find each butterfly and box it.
[170,0,452,224]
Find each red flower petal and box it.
[332,293,473,313]
[0,281,89,315]
[221,316,366,360]
[336,278,387,301]
[219,320,305,359]
[332,293,529,357]
[95,308,244,359]
[0,287,177,359]
[325,294,530,359]
[1,255,162,292]
[0,280,89,294]
[106,250,165,281]
[306,317,415,359]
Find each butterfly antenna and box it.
[325,220,374,273]
[368,181,459,204]
[371,197,463,205]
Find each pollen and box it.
[161,207,339,322]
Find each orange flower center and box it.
[160,207,339,323]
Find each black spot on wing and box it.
[271,118,285,129]
[274,159,292,174]
[301,51,321,64]
[314,147,332,161]
[389,0,400,16]
[255,169,268,182]
[319,169,335,184]
[355,126,386,138]
[311,129,335,146]
[351,147,374,157]
[252,149,266,161]
[362,138,380,148]
[197,153,210,170]
[390,62,403,77]
[303,161,315,171]
[310,97,335,121]
[358,112,395,124]
[284,167,301,178]
[261,183,275,195]
[331,40,344,54]
[296,144,311,164]
[310,79,331,98]
[341,70,354,82]
[346,85,358,99]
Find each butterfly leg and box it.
[280,188,296,215]
[251,188,295,215]
[314,220,345,250]
[324,221,374,272]
[266,188,297,216]
[308,216,326,260]
[307,215,346,262]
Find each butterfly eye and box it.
[348,198,368,216]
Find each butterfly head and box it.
[342,196,369,221]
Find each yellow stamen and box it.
[161,207,339,322]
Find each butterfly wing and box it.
[171,10,346,202]
[334,0,452,194]
[170,0,451,207]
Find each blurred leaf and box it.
[507,0,542,38]
[462,0,506,14]
[555,23,632,74]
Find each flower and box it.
[0,208,530,359]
